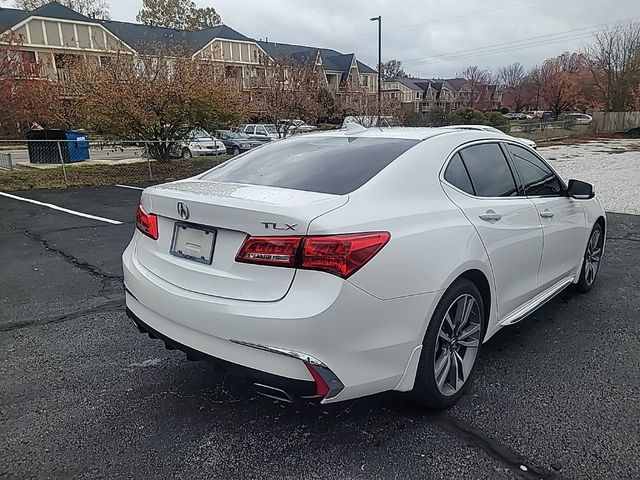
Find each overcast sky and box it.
[106,0,636,77]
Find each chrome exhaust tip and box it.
[253,383,294,403]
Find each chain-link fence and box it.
[0,140,231,191]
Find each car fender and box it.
[570,197,607,281]
[395,258,496,392]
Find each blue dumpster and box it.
[65,130,90,162]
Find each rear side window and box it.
[201,136,419,195]
[444,153,474,194]
[459,143,517,197]
[506,143,563,196]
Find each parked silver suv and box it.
[237,124,279,142]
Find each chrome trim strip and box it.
[230,339,346,400]
[229,339,327,367]
[500,275,575,326]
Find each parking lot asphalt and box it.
[1,185,639,480]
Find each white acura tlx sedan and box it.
[123,126,606,408]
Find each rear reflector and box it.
[305,363,330,397]
[236,232,390,279]
[136,204,159,240]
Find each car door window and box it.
[506,143,563,196]
[444,153,474,195]
[459,143,518,197]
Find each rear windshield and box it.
[200,136,419,195]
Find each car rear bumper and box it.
[126,306,320,401]
[192,148,226,156]
[122,239,439,403]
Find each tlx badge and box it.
[261,222,297,231]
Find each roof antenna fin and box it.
[342,122,367,134]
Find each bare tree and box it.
[498,62,528,112]
[536,58,579,117]
[497,62,524,88]
[338,86,399,127]
[381,59,411,81]
[584,21,640,111]
[137,0,221,30]
[251,54,324,138]
[14,0,110,18]
[458,65,492,109]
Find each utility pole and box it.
[370,16,382,124]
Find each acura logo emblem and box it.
[177,202,189,220]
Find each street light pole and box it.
[370,15,381,124]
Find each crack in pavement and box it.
[606,233,640,243]
[0,299,125,332]
[16,227,125,299]
[21,228,123,282]
[432,413,561,480]
[0,227,127,333]
[38,222,134,234]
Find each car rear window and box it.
[200,136,419,195]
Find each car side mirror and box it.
[567,179,594,199]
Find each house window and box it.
[416,92,420,99]
[10,50,36,65]
[22,50,36,64]
[99,56,111,67]
[361,75,369,86]
[9,50,38,76]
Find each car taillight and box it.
[136,204,158,240]
[235,236,302,267]
[301,232,390,278]
[235,232,390,279]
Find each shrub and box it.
[484,111,508,126]
[452,108,486,125]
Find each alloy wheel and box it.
[434,294,481,396]
[584,228,603,286]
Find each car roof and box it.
[445,124,502,132]
[307,127,462,141]
[309,126,513,141]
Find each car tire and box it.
[575,223,604,293]
[410,278,485,409]
[233,146,240,156]
[181,148,192,159]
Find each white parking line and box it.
[0,192,123,225]
[115,184,144,190]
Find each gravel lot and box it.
[1,138,639,479]
[540,139,640,215]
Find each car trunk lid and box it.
[135,180,348,301]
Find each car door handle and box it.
[479,210,502,222]
[540,209,554,218]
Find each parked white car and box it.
[563,113,593,125]
[446,124,538,149]
[180,129,226,158]
[124,127,605,408]
[503,112,532,120]
[281,119,318,134]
